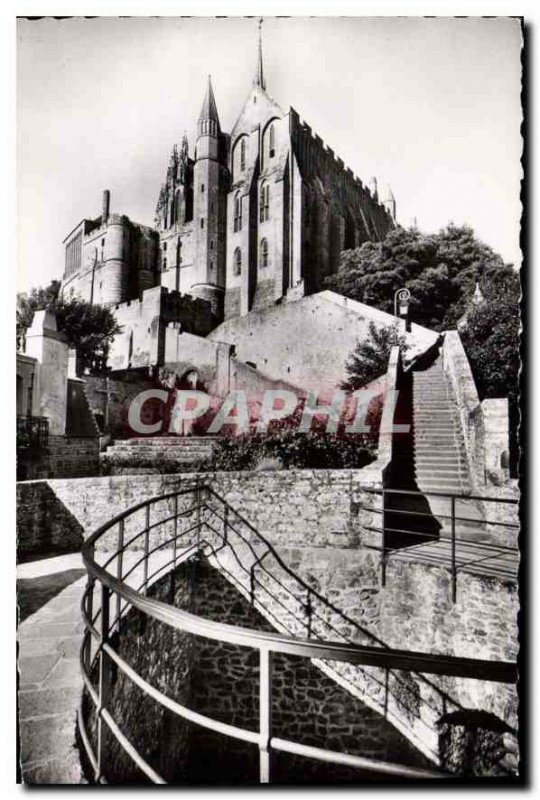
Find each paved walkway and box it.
[18,554,87,784]
[17,549,180,784]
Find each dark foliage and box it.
[17,280,122,373]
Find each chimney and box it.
[102,189,111,223]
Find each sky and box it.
[16,16,523,293]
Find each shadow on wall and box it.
[17,482,85,563]
[80,556,433,784]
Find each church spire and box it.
[198,75,220,138]
[254,18,266,90]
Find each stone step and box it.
[412,397,454,407]
[109,443,214,452]
[106,451,214,460]
[414,438,459,448]
[414,426,457,434]
[416,467,467,479]
[414,409,455,417]
[125,436,218,444]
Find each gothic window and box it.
[269,124,275,158]
[200,218,205,229]
[260,238,269,268]
[234,247,242,276]
[185,186,193,222]
[234,194,242,232]
[163,257,167,271]
[240,139,246,171]
[201,184,205,193]
[260,183,270,222]
[174,190,181,223]
[163,242,167,251]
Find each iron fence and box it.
[78,480,518,784]
[16,415,49,450]
[360,486,519,601]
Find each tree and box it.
[326,224,515,331]
[459,271,520,473]
[342,322,408,390]
[17,280,122,373]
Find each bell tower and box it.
[191,75,226,319]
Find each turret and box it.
[102,189,110,224]
[380,183,396,221]
[192,76,226,319]
[196,74,220,161]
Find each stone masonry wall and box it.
[85,556,432,783]
[19,469,517,768]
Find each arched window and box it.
[260,238,269,269]
[260,183,270,222]
[269,124,275,158]
[233,247,242,276]
[234,193,242,232]
[240,139,246,171]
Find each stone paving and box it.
[17,553,87,784]
[17,549,179,784]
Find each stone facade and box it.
[17,311,100,481]
[84,557,432,783]
[60,29,395,338]
[210,291,438,393]
[442,331,511,490]
[61,191,159,307]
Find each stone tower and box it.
[192,76,228,318]
[380,183,396,222]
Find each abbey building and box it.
[61,26,396,331]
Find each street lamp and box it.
[394,288,411,331]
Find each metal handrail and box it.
[79,481,518,784]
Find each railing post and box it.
[96,583,111,783]
[116,519,124,630]
[250,564,255,606]
[223,504,228,547]
[84,544,95,672]
[381,488,387,586]
[196,479,202,551]
[259,647,273,783]
[306,589,312,639]
[172,493,179,568]
[143,504,150,595]
[451,495,457,603]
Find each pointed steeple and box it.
[254,18,266,90]
[198,75,220,138]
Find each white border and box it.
[1,2,535,797]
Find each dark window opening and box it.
[240,139,246,171]
[234,247,242,276]
[269,124,275,158]
[260,183,270,222]
[260,238,269,268]
[234,195,242,232]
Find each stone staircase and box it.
[412,356,485,542]
[102,436,217,469]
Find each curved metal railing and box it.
[78,479,517,784]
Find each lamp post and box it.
[394,288,411,332]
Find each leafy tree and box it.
[342,322,408,390]
[17,280,122,373]
[326,224,515,331]
[459,271,520,473]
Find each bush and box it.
[99,454,207,476]
[211,429,377,472]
